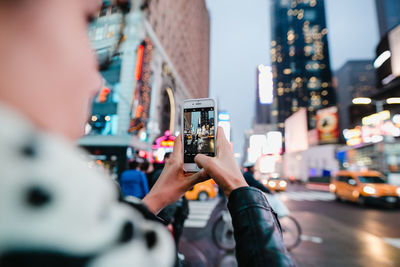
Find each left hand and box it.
[142,134,209,214]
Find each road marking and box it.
[301,235,323,244]
[184,199,219,228]
[305,183,330,192]
[280,191,335,202]
[383,238,400,249]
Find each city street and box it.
[180,184,400,267]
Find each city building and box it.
[270,0,335,129]
[335,60,377,139]
[79,0,210,177]
[375,0,400,37]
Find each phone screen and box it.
[183,107,215,163]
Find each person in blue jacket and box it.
[120,160,149,199]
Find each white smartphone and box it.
[182,98,217,172]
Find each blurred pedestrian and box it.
[243,163,272,194]
[149,152,171,189]
[120,160,149,199]
[140,159,154,187]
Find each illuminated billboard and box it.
[248,134,268,163]
[218,112,231,141]
[389,25,400,78]
[285,108,308,153]
[316,106,339,144]
[266,131,282,155]
[258,65,274,104]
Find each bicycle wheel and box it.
[212,213,236,251]
[279,215,301,251]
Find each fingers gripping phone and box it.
[182,98,217,172]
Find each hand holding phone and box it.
[194,127,248,197]
[182,98,217,172]
[142,134,209,214]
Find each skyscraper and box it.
[270,0,335,129]
[335,60,377,139]
[376,0,400,37]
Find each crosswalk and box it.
[279,191,335,202]
[184,199,219,228]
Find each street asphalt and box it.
[179,183,400,267]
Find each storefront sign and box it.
[129,38,153,135]
[344,111,400,146]
[152,131,176,163]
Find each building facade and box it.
[375,0,400,37]
[335,60,377,139]
[270,0,335,129]
[79,0,210,176]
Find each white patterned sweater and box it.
[0,104,175,267]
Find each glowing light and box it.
[283,68,292,75]
[218,120,231,141]
[386,97,400,104]
[105,115,111,121]
[279,181,287,187]
[249,135,268,163]
[140,131,147,141]
[91,115,98,122]
[392,114,400,124]
[266,131,283,155]
[218,112,230,121]
[343,128,362,140]
[362,110,391,125]
[166,87,175,132]
[352,97,372,105]
[268,181,276,188]
[329,184,336,192]
[363,186,376,195]
[373,50,391,69]
[135,44,144,80]
[258,65,274,104]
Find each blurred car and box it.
[330,170,400,206]
[262,177,288,192]
[185,179,217,201]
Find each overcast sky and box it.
[205,0,379,158]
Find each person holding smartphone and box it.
[143,127,295,267]
[0,1,294,266]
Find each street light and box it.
[386,97,400,104]
[352,97,372,105]
[352,97,400,113]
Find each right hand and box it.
[195,127,248,197]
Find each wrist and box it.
[142,191,168,215]
[224,177,248,197]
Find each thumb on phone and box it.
[194,153,209,168]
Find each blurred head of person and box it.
[128,160,140,170]
[0,0,102,140]
[140,160,150,173]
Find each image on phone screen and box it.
[183,107,215,163]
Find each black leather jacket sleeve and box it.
[227,187,296,267]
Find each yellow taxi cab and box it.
[261,177,288,192]
[330,170,400,206]
[185,179,217,201]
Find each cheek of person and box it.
[0,1,101,140]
